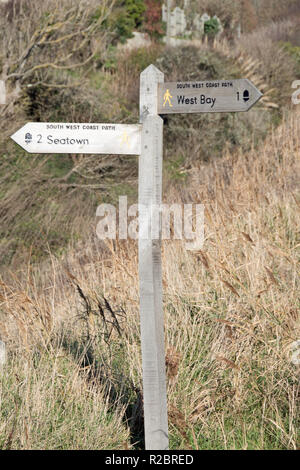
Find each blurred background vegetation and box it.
[0,0,299,268]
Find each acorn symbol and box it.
[243,90,250,102]
[25,132,32,144]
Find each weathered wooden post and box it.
[139,65,169,450]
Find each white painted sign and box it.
[11,122,142,155]
[158,79,262,114]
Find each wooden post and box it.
[139,65,169,450]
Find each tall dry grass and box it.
[0,102,299,448]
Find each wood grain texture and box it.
[139,65,169,450]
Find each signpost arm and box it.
[139,65,169,450]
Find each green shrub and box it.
[111,1,145,43]
[204,18,220,37]
[124,0,145,28]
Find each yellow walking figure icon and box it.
[120,130,130,148]
[163,89,173,107]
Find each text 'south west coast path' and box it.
[11,122,142,155]
[158,79,262,114]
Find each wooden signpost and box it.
[10,65,262,451]
[139,65,168,450]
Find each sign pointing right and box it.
[157,79,263,114]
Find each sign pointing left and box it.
[11,122,142,155]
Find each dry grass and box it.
[0,349,130,450]
[0,103,299,449]
[238,19,299,105]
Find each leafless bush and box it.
[0,0,115,118]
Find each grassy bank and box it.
[0,106,299,449]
